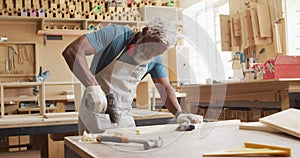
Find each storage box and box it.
[263,56,300,80]
[274,56,300,79]
[263,58,275,80]
[138,6,181,22]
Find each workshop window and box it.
[183,0,231,84]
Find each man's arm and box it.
[152,77,182,115]
[62,35,98,87]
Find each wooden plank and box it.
[220,15,232,51]
[250,2,272,45]
[0,1,2,10]
[24,0,31,9]
[260,108,300,139]
[1,85,4,117]
[15,0,23,12]
[136,82,150,109]
[230,13,241,50]
[0,114,77,129]
[44,112,78,119]
[82,0,90,15]
[41,0,49,8]
[68,5,76,15]
[39,84,46,115]
[239,122,281,133]
[257,4,272,37]
[32,0,40,9]
[240,10,255,48]
[203,142,291,157]
[274,22,284,54]
[6,0,14,10]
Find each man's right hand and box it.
[84,85,107,113]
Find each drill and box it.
[105,94,119,123]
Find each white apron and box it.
[78,51,147,134]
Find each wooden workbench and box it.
[0,109,173,157]
[64,120,300,158]
[181,78,300,121]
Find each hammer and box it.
[96,135,163,150]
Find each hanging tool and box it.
[257,48,265,63]
[8,46,16,72]
[235,52,246,77]
[5,59,9,74]
[18,48,25,64]
[96,135,163,150]
[18,45,31,64]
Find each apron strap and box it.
[115,32,140,60]
[95,32,140,73]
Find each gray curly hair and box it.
[146,18,177,48]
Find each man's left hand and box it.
[176,111,203,124]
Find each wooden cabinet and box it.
[0,82,81,118]
[0,82,45,117]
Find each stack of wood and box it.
[0,0,173,20]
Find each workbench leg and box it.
[30,134,48,158]
[280,91,290,110]
[64,144,81,158]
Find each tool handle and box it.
[96,135,129,143]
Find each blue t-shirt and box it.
[85,25,167,79]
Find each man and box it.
[62,18,202,134]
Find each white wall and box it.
[286,0,300,55]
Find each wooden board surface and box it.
[64,120,300,158]
[239,122,281,133]
[259,108,300,139]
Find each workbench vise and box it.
[33,66,50,96]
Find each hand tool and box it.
[257,48,265,63]
[96,135,163,150]
[8,46,16,71]
[176,123,195,131]
[105,93,119,123]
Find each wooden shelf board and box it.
[0,16,43,21]
[37,29,93,36]
[0,82,43,87]
[18,107,57,112]
[1,95,75,102]
[44,81,81,85]
[43,18,86,22]
[0,74,35,77]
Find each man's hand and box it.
[176,111,203,124]
[84,85,107,113]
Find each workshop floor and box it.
[0,150,40,158]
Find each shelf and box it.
[0,16,43,21]
[37,29,93,36]
[0,74,35,77]
[0,82,43,87]
[2,94,75,102]
[18,107,57,113]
